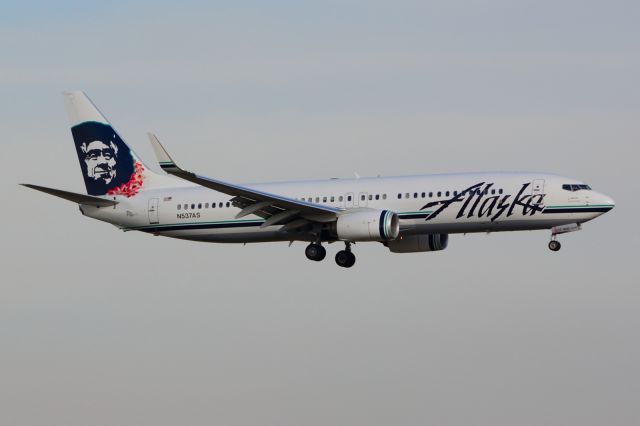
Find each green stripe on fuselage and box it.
[125,218,264,231]
[545,204,612,209]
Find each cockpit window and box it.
[562,184,592,192]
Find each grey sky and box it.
[1,1,639,425]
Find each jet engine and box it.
[334,209,399,242]
[385,234,449,253]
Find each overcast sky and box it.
[1,1,639,425]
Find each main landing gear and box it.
[335,242,356,268]
[304,242,356,268]
[305,243,326,261]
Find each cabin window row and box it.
[397,188,504,199]
[177,202,231,210]
[175,188,506,211]
[296,194,388,203]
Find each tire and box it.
[548,240,561,252]
[305,243,326,261]
[335,250,356,268]
[335,250,350,267]
[345,251,356,268]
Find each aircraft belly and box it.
[400,214,587,234]
[159,227,291,243]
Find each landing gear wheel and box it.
[305,243,326,261]
[548,240,561,252]
[335,250,356,268]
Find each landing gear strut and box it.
[305,243,326,261]
[548,223,580,252]
[335,242,356,268]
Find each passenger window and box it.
[347,195,352,201]
[397,193,402,199]
[375,194,380,200]
[330,196,335,202]
[382,194,387,200]
[191,204,195,209]
[421,192,425,198]
[445,191,450,197]
[491,189,495,195]
[212,203,216,208]
[219,202,223,208]
[323,196,327,202]
[454,191,458,196]
[315,197,320,203]
[226,202,230,207]
[429,192,433,197]
[339,196,344,202]
[369,194,373,201]
[361,194,366,201]
[437,192,441,197]
[205,203,209,208]
[177,204,181,210]
[198,203,202,209]
[405,193,410,199]
[413,192,418,198]
[499,189,503,194]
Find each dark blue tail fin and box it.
[64,91,166,197]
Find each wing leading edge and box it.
[20,184,118,207]
[147,133,340,228]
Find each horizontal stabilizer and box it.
[21,184,118,207]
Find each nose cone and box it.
[593,192,615,213]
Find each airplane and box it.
[22,91,615,268]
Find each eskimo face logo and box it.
[72,122,138,196]
[79,139,119,185]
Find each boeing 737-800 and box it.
[23,92,615,267]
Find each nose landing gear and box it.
[548,240,561,251]
[335,242,356,268]
[548,223,580,252]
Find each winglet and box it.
[147,132,179,172]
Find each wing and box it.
[21,184,118,207]
[147,133,340,229]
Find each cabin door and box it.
[148,198,159,224]
[531,179,545,196]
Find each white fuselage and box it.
[82,171,615,244]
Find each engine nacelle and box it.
[386,234,449,253]
[336,209,399,242]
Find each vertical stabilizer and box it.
[63,91,168,197]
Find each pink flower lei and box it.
[106,161,145,198]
